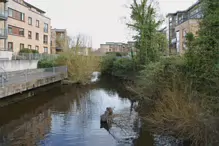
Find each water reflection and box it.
[0,76,153,146]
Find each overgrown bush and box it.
[112,57,134,78]
[20,48,39,54]
[38,58,57,68]
[56,50,101,84]
[146,88,219,145]
[106,52,127,56]
[101,55,117,75]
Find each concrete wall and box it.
[0,60,38,72]
[0,51,13,60]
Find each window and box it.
[8,9,13,17]
[8,26,12,34]
[20,43,24,50]
[8,42,13,50]
[28,31,32,39]
[44,47,48,53]
[43,35,48,44]
[19,28,24,36]
[36,20,39,27]
[35,46,39,51]
[28,45,32,49]
[28,17,32,25]
[8,8,25,21]
[8,25,24,36]
[21,13,24,21]
[36,33,39,40]
[176,31,180,53]
[44,23,48,33]
[169,17,172,22]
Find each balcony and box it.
[0,28,7,39]
[0,10,8,20]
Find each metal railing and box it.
[0,66,67,88]
[12,53,59,60]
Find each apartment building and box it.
[0,0,51,54]
[100,42,129,54]
[51,28,68,54]
[166,0,202,54]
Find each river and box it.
[0,76,180,146]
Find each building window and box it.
[20,43,24,50]
[8,42,13,51]
[28,45,32,49]
[8,9,13,17]
[8,8,25,21]
[36,20,39,27]
[8,25,24,36]
[183,29,187,37]
[44,47,48,53]
[21,13,24,21]
[44,23,48,33]
[35,46,39,51]
[8,26,12,34]
[43,35,48,44]
[36,33,39,40]
[28,17,32,25]
[28,31,32,39]
[19,28,24,36]
[176,31,180,53]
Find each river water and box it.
[0,76,179,146]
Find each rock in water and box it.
[100,107,113,123]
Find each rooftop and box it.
[167,0,201,17]
[52,29,67,33]
[23,0,46,14]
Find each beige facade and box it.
[0,0,51,53]
[100,42,129,54]
[51,29,67,54]
[175,19,200,54]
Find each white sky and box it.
[26,0,197,49]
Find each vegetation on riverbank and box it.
[38,35,101,84]
[100,0,219,144]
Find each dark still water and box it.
[0,77,157,146]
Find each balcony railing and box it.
[0,10,8,20]
[12,53,59,60]
[0,28,7,38]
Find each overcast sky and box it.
[26,0,197,49]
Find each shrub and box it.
[56,50,101,84]
[112,57,134,78]
[146,88,219,145]
[106,52,127,56]
[19,48,39,54]
[38,58,57,68]
[136,56,186,99]
[101,55,117,75]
